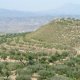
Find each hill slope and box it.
[27,18,80,49]
[0,18,80,80]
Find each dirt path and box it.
[9,71,16,80]
[0,57,26,63]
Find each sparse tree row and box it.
[0,50,80,80]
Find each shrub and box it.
[38,70,55,79]
[16,75,31,80]
[50,75,73,80]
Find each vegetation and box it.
[0,18,80,80]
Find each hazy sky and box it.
[0,0,80,12]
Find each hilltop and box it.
[26,18,80,50]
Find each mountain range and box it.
[0,3,80,17]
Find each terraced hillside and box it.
[27,18,80,49]
[0,18,80,80]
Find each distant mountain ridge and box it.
[55,3,80,15]
[1,3,80,18]
[46,3,80,16]
[0,9,38,17]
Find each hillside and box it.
[0,18,80,80]
[26,18,80,50]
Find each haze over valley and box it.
[0,16,52,33]
[1,3,80,33]
[0,9,54,33]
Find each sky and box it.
[0,0,80,12]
